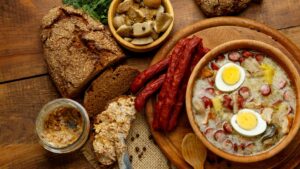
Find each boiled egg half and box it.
[230,109,267,137]
[215,63,245,92]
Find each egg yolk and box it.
[236,112,257,130]
[222,66,241,85]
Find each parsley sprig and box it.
[63,0,112,24]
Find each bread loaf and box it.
[195,0,252,17]
[41,6,125,98]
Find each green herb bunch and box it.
[63,0,112,24]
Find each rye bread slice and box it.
[83,65,139,117]
[41,6,125,98]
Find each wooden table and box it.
[1,0,300,168]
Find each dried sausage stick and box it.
[168,44,207,131]
[130,57,170,94]
[152,38,188,130]
[134,74,166,112]
[159,36,202,131]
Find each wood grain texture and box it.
[1,0,300,82]
[145,18,300,169]
[280,27,300,49]
[240,0,300,29]
[181,133,207,169]
[0,0,61,82]
[0,144,91,169]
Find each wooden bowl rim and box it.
[108,0,174,52]
[186,39,300,163]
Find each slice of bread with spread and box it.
[84,65,140,117]
[93,96,136,166]
[41,6,124,98]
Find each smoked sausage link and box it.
[158,36,202,131]
[210,62,219,70]
[214,130,226,142]
[260,84,271,96]
[134,74,166,112]
[167,43,207,131]
[255,54,264,62]
[242,50,253,58]
[223,122,233,133]
[228,51,241,61]
[152,38,188,130]
[238,86,251,99]
[130,57,170,94]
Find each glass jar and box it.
[36,98,90,153]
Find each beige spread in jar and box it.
[40,107,83,148]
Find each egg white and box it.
[215,62,246,92]
[230,109,267,137]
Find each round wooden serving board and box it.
[145,17,300,169]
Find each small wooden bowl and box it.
[186,39,300,163]
[108,0,174,52]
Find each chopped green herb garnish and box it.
[63,0,112,24]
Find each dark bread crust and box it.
[84,65,139,117]
[195,0,252,17]
[41,6,125,98]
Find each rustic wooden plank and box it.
[241,0,300,29]
[1,0,300,83]
[280,26,300,49]
[0,53,47,83]
[171,0,300,31]
[0,144,92,169]
[0,75,92,168]
[0,0,61,82]
[0,76,58,144]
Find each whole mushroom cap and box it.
[144,0,162,8]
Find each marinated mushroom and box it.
[114,0,173,46]
[116,25,133,37]
[131,36,154,45]
[157,5,165,13]
[140,7,158,20]
[151,29,159,40]
[117,0,134,13]
[133,22,152,37]
[154,12,173,33]
[124,37,133,42]
[260,124,276,143]
[144,0,161,8]
[124,15,134,26]
[127,7,145,23]
[149,21,159,40]
[113,15,126,29]
[132,2,141,9]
